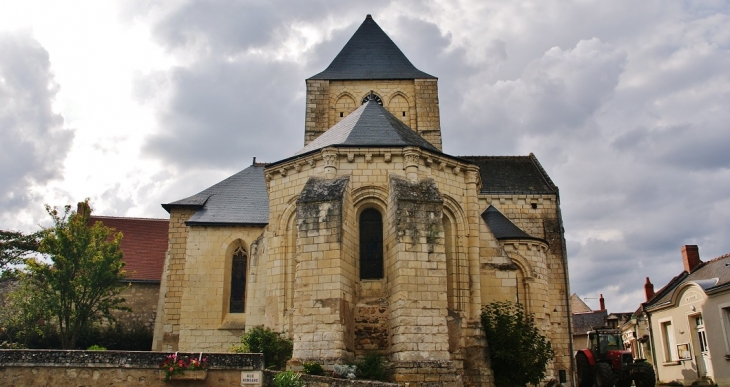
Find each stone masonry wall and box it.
[305,79,330,146]
[480,194,572,384]
[152,207,197,352]
[117,282,159,329]
[386,176,461,387]
[177,226,266,352]
[0,350,263,387]
[292,176,354,365]
[414,79,442,150]
[386,176,449,362]
[326,80,416,130]
[264,148,552,386]
[304,79,443,151]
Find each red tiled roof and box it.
[89,216,168,282]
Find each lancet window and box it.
[229,246,248,313]
[359,208,383,279]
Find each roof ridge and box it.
[90,215,168,222]
[707,252,730,263]
[459,155,532,159]
[644,272,688,307]
[528,153,559,192]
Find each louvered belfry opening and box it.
[359,208,383,279]
[229,246,248,313]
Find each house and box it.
[151,15,573,387]
[89,215,169,329]
[571,293,608,350]
[619,278,655,364]
[642,245,730,386]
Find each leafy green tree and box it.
[25,200,128,349]
[0,274,50,347]
[480,301,554,387]
[0,229,43,274]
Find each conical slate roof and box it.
[309,15,435,80]
[295,99,439,155]
[481,205,545,242]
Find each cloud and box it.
[0,31,73,223]
[93,0,730,312]
[139,57,305,169]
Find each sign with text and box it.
[241,371,262,386]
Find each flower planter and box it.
[160,369,208,381]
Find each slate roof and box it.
[89,216,168,282]
[573,310,608,335]
[309,15,435,80]
[294,99,439,156]
[645,253,730,311]
[459,154,558,195]
[481,205,544,243]
[162,165,269,226]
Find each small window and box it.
[340,112,344,117]
[402,111,406,117]
[360,209,383,279]
[230,246,248,313]
[531,203,538,209]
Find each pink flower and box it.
[169,367,173,372]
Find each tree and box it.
[25,200,128,349]
[0,229,43,274]
[480,301,554,387]
[0,275,50,348]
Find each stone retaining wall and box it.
[0,350,263,387]
[0,350,402,387]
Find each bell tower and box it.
[304,15,443,150]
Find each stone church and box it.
[152,15,573,387]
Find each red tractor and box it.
[575,327,655,387]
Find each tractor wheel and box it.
[595,362,616,387]
[633,364,656,387]
[575,352,594,387]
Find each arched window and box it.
[359,208,383,279]
[229,246,248,313]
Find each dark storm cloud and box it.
[0,31,73,213]
[129,0,401,170]
[140,57,305,168]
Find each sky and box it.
[1,0,729,313]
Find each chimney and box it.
[644,277,654,301]
[76,201,90,218]
[599,294,606,311]
[681,245,701,273]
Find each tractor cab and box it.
[588,328,633,369]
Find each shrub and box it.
[355,353,388,381]
[87,344,106,351]
[302,361,325,376]
[232,326,293,370]
[481,301,554,387]
[273,371,305,387]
